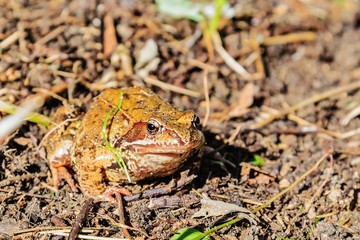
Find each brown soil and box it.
[1,0,360,239]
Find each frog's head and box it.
[115,110,204,180]
[100,87,205,181]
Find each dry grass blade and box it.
[142,76,201,98]
[202,69,210,127]
[255,80,360,128]
[41,230,127,240]
[14,227,127,239]
[212,32,253,81]
[0,97,45,139]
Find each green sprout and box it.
[208,0,228,37]
[156,0,232,62]
[101,92,131,183]
[251,154,265,167]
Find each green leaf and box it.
[171,228,207,240]
[155,0,204,22]
[251,154,265,167]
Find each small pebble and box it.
[327,189,341,203]
[350,157,360,166]
[279,178,290,188]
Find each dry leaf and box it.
[228,83,254,118]
[135,39,158,70]
[14,137,32,146]
[192,198,250,218]
[240,162,274,185]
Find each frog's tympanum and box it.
[44,87,204,202]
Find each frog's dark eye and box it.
[146,119,160,134]
[192,115,201,129]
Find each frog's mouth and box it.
[126,138,204,155]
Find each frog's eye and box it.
[192,115,201,129]
[146,119,161,134]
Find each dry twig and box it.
[68,198,94,240]
[115,193,132,239]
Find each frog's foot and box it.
[50,165,78,192]
[98,186,132,203]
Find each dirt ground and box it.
[1,0,360,239]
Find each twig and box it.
[34,25,66,46]
[225,125,242,144]
[124,173,197,202]
[255,80,360,128]
[202,69,210,127]
[62,232,127,239]
[187,58,218,72]
[14,227,114,236]
[68,198,94,240]
[103,9,117,58]
[32,87,68,102]
[261,31,317,46]
[115,193,132,239]
[316,211,339,219]
[52,70,77,79]
[142,76,201,98]
[0,31,24,50]
[0,185,51,200]
[340,105,360,126]
[340,127,360,139]
[0,174,46,188]
[37,117,80,151]
[96,212,149,237]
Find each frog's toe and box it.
[99,186,131,203]
[50,166,78,192]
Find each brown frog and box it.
[44,86,204,202]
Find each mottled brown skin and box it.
[44,87,204,202]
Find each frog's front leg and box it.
[45,104,82,192]
[76,163,131,203]
[47,139,78,192]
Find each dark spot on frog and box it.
[122,93,129,100]
[75,150,83,158]
[107,162,120,170]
